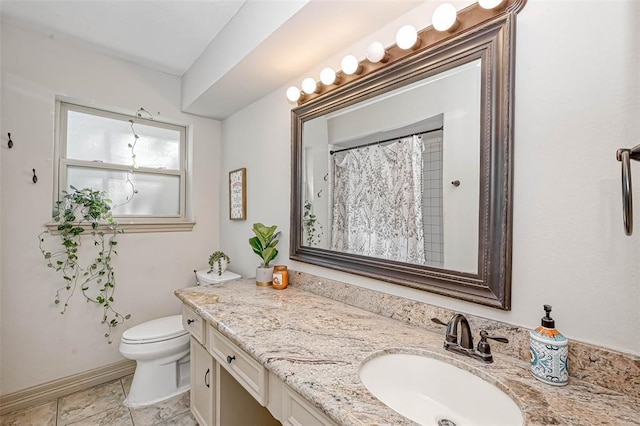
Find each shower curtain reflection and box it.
[330,135,426,264]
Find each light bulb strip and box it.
[289,0,525,105]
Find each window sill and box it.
[45,221,196,234]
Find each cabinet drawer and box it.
[182,306,205,345]
[208,326,268,406]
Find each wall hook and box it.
[323,173,328,182]
[32,169,38,184]
[8,133,13,149]
[317,189,323,198]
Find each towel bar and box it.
[616,143,640,235]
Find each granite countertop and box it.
[175,279,639,426]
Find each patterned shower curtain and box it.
[330,135,426,264]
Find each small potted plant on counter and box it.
[208,251,230,276]
[248,223,280,286]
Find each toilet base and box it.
[123,350,190,407]
[124,384,189,408]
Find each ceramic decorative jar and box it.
[530,305,569,386]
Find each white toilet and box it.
[119,269,241,407]
[119,315,190,407]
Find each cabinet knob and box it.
[227,355,236,364]
[187,319,195,325]
[204,368,210,388]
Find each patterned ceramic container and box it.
[530,326,569,386]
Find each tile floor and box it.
[0,375,197,426]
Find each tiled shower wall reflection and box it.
[422,131,444,266]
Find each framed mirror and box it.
[290,9,520,309]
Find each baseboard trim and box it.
[0,359,136,416]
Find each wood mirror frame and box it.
[290,2,525,309]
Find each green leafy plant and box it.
[303,200,323,247]
[38,186,130,343]
[208,251,230,276]
[248,223,281,268]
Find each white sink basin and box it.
[360,353,523,426]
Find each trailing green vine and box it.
[38,186,130,343]
[116,118,141,210]
[113,107,155,210]
[303,200,323,246]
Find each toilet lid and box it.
[196,269,241,285]
[122,315,187,343]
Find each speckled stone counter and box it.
[175,279,639,426]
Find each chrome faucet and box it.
[432,314,508,363]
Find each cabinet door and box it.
[282,385,338,426]
[191,337,215,426]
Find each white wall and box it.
[220,0,640,356]
[0,19,4,389]
[220,89,291,277]
[0,23,222,395]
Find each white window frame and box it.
[50,101,195,233]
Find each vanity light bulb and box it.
[301,77,319,95]
[478,0,507,10]
[396,25,419,50]
[341,54,362,75]
[432,3,459,32]
[366,41,388,63]
[319,67,338,85]
[286,86,301,102]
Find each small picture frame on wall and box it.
[229,168,246,220]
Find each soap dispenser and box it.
[530,305,568,386]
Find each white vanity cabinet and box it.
[181,306,338,426]
[184,305,215,426]
[190,337,215,426]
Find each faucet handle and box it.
[479,330,509,344]
[477,330,509,356]
[431,317,448,327]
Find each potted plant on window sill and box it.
[208,251,230,276]
[248,223,280,286]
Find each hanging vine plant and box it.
[38,186,130,343]
[303,200,323,247]
[37,108,156,342]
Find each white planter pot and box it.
[210,258,228,276]
[256,266,274,286]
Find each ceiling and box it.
[0,0,426,119]
[0,0,246,76]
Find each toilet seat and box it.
[122,315,187,344]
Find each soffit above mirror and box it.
[181,0,427,119]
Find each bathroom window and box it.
[55,102,193,232]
